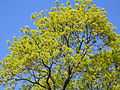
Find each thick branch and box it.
[62,66,73,90]
[41,60,52,90]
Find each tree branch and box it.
[62,66,73,90]
[15,78,46,88]
[41,59,52,90]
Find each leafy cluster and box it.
[0,0,120,90]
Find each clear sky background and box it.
[0,0,120,89]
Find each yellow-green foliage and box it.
[0,0,120,90]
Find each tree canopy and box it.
[0,0,120,90]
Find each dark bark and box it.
[62,66,73,90]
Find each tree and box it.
[0,0,120,90]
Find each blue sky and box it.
[0,0,120,89]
